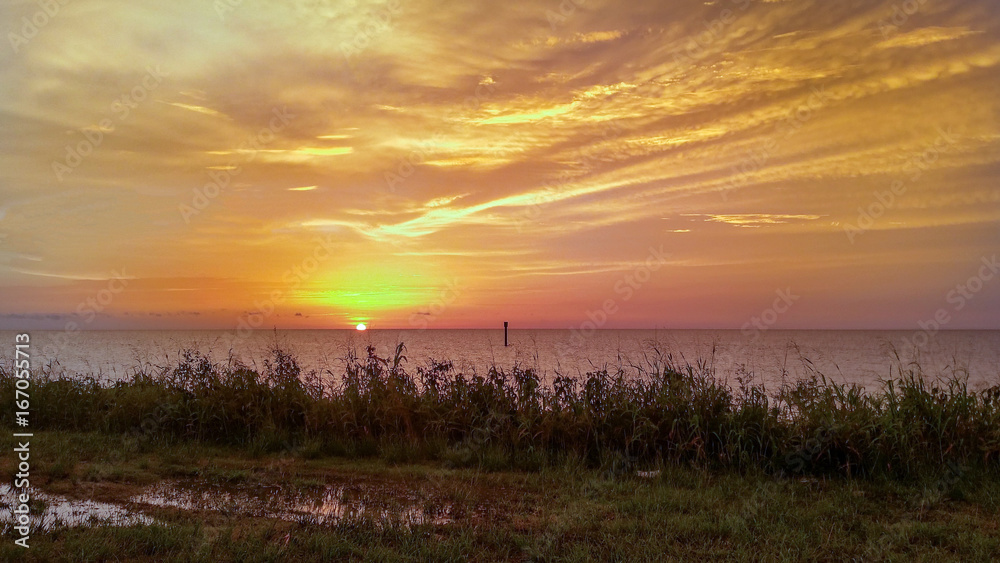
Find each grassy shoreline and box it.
[2,431,999,561]
[3,345,999,478]
[3,345,1000,560]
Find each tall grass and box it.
[2,344,998,478]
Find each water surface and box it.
[4,329,998,390]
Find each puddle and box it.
[132,481,454,526]
[2,481,460,530]
[0,484,153,529]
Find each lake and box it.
[5,329,998,391]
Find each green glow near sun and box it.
[292,263,439,319]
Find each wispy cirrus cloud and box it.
[1,0,998,329]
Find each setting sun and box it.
[2,0,997,331]
[356,323,367,331]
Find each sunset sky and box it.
[1,0,998,330]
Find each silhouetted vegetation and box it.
[3,344,998,479]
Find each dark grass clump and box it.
[2,344,998,478]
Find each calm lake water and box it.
[3,329,998,391]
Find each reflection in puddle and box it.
[0,484,153,529]
[2,481,457,530]
[132,482,454,526]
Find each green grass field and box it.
[2,346,999,561]
[2,431,999,562]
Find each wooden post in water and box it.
[504,322,509,346]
